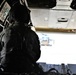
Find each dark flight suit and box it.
[1,24,42,74]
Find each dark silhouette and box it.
[0,4,43,74]
[70,0,76,10]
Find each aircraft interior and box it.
[0,0,76,75]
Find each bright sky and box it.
[37,32,76,64]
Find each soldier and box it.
[1,3,43,75]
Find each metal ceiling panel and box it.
[67,11,76,29]
[30,0,76,29]
[31,8,50,28]
[31,8,75,29]
[57,0,72,6]
[53,5,72,10]
[48,9,73,28]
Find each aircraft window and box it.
[0,2,10,24]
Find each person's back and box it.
[2,24,41,73]
[1,4,43,74]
